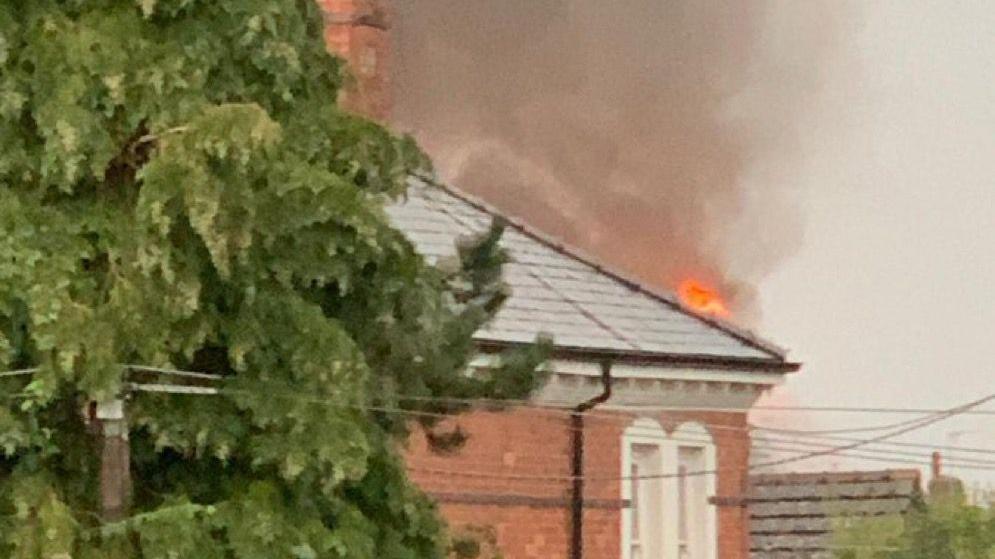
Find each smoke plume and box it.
[392,1,843,319]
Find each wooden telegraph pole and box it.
[95,398,131,521]
[87,366,222,522]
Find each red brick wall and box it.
[318,0,391,120]
[404,407,752,559]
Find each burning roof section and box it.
[386,177,795,371]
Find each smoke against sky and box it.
[392,1,844,319]
[391,1,995,483]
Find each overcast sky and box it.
[755,0,995,484]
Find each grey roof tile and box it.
[387,178,791,365]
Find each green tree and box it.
[833,498,995,559]
[0,1,548,557]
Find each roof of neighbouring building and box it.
[385,176,797,371]
[749,470,922,559]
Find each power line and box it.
[117,366,995,457]
[396,397,987,442]
[0,380,975,486]
[753,404,995,417]
[754,430,995,457]
[129,384,926,456]
[590,390,995,482]
[407,449,995,485]
[393,392,995,418]
[154,384,989,465]
[407,449,995,484]
[5,364,986,427]
[408,442,995,483]
[752,436,995,467]
[124,374,950,442]
[748,414,942,436]
[388,393,990,437]
[143,384,458,422]
[7,364,990,460]
[129,376,995,481]
[751,445,995,472]
[748,391,995,472]
[9,364,995,481]
[408,440,995,482]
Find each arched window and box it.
[621,418,667,559]
[671,422,717,559]
[620,420,718,559]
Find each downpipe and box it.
[570,359,613,559]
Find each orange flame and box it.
[678,279,730,317]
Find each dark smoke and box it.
[392,1,842,319]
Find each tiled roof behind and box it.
[749,470,921,559]
[385,178,787,364]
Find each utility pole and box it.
[96,398,130,521]
[89,371,221,522]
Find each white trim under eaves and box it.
[469,355,787,386]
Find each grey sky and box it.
[756,0,995,483]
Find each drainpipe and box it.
[570,360,613,559]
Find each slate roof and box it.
[385,177,795,370]
[749,470,922,559]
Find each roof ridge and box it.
[750,469,922,485]
[410,173,791,361]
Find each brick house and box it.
[388,179,797,559]
[320,2,800,558]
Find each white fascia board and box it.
[470,355,786,386]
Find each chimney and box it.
[928,451,966,504]
[318,0,391,120]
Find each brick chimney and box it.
[318,0,391,120]
[928,451,966,504]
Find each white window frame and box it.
[672,422,717,559]
[621,418,669,559]
[621,420,718,559]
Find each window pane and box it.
[678,463,688,543]
[626,441,663,559]
[678,446,706,559]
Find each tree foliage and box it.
[0,1,549,556]
[833,497,995,559]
